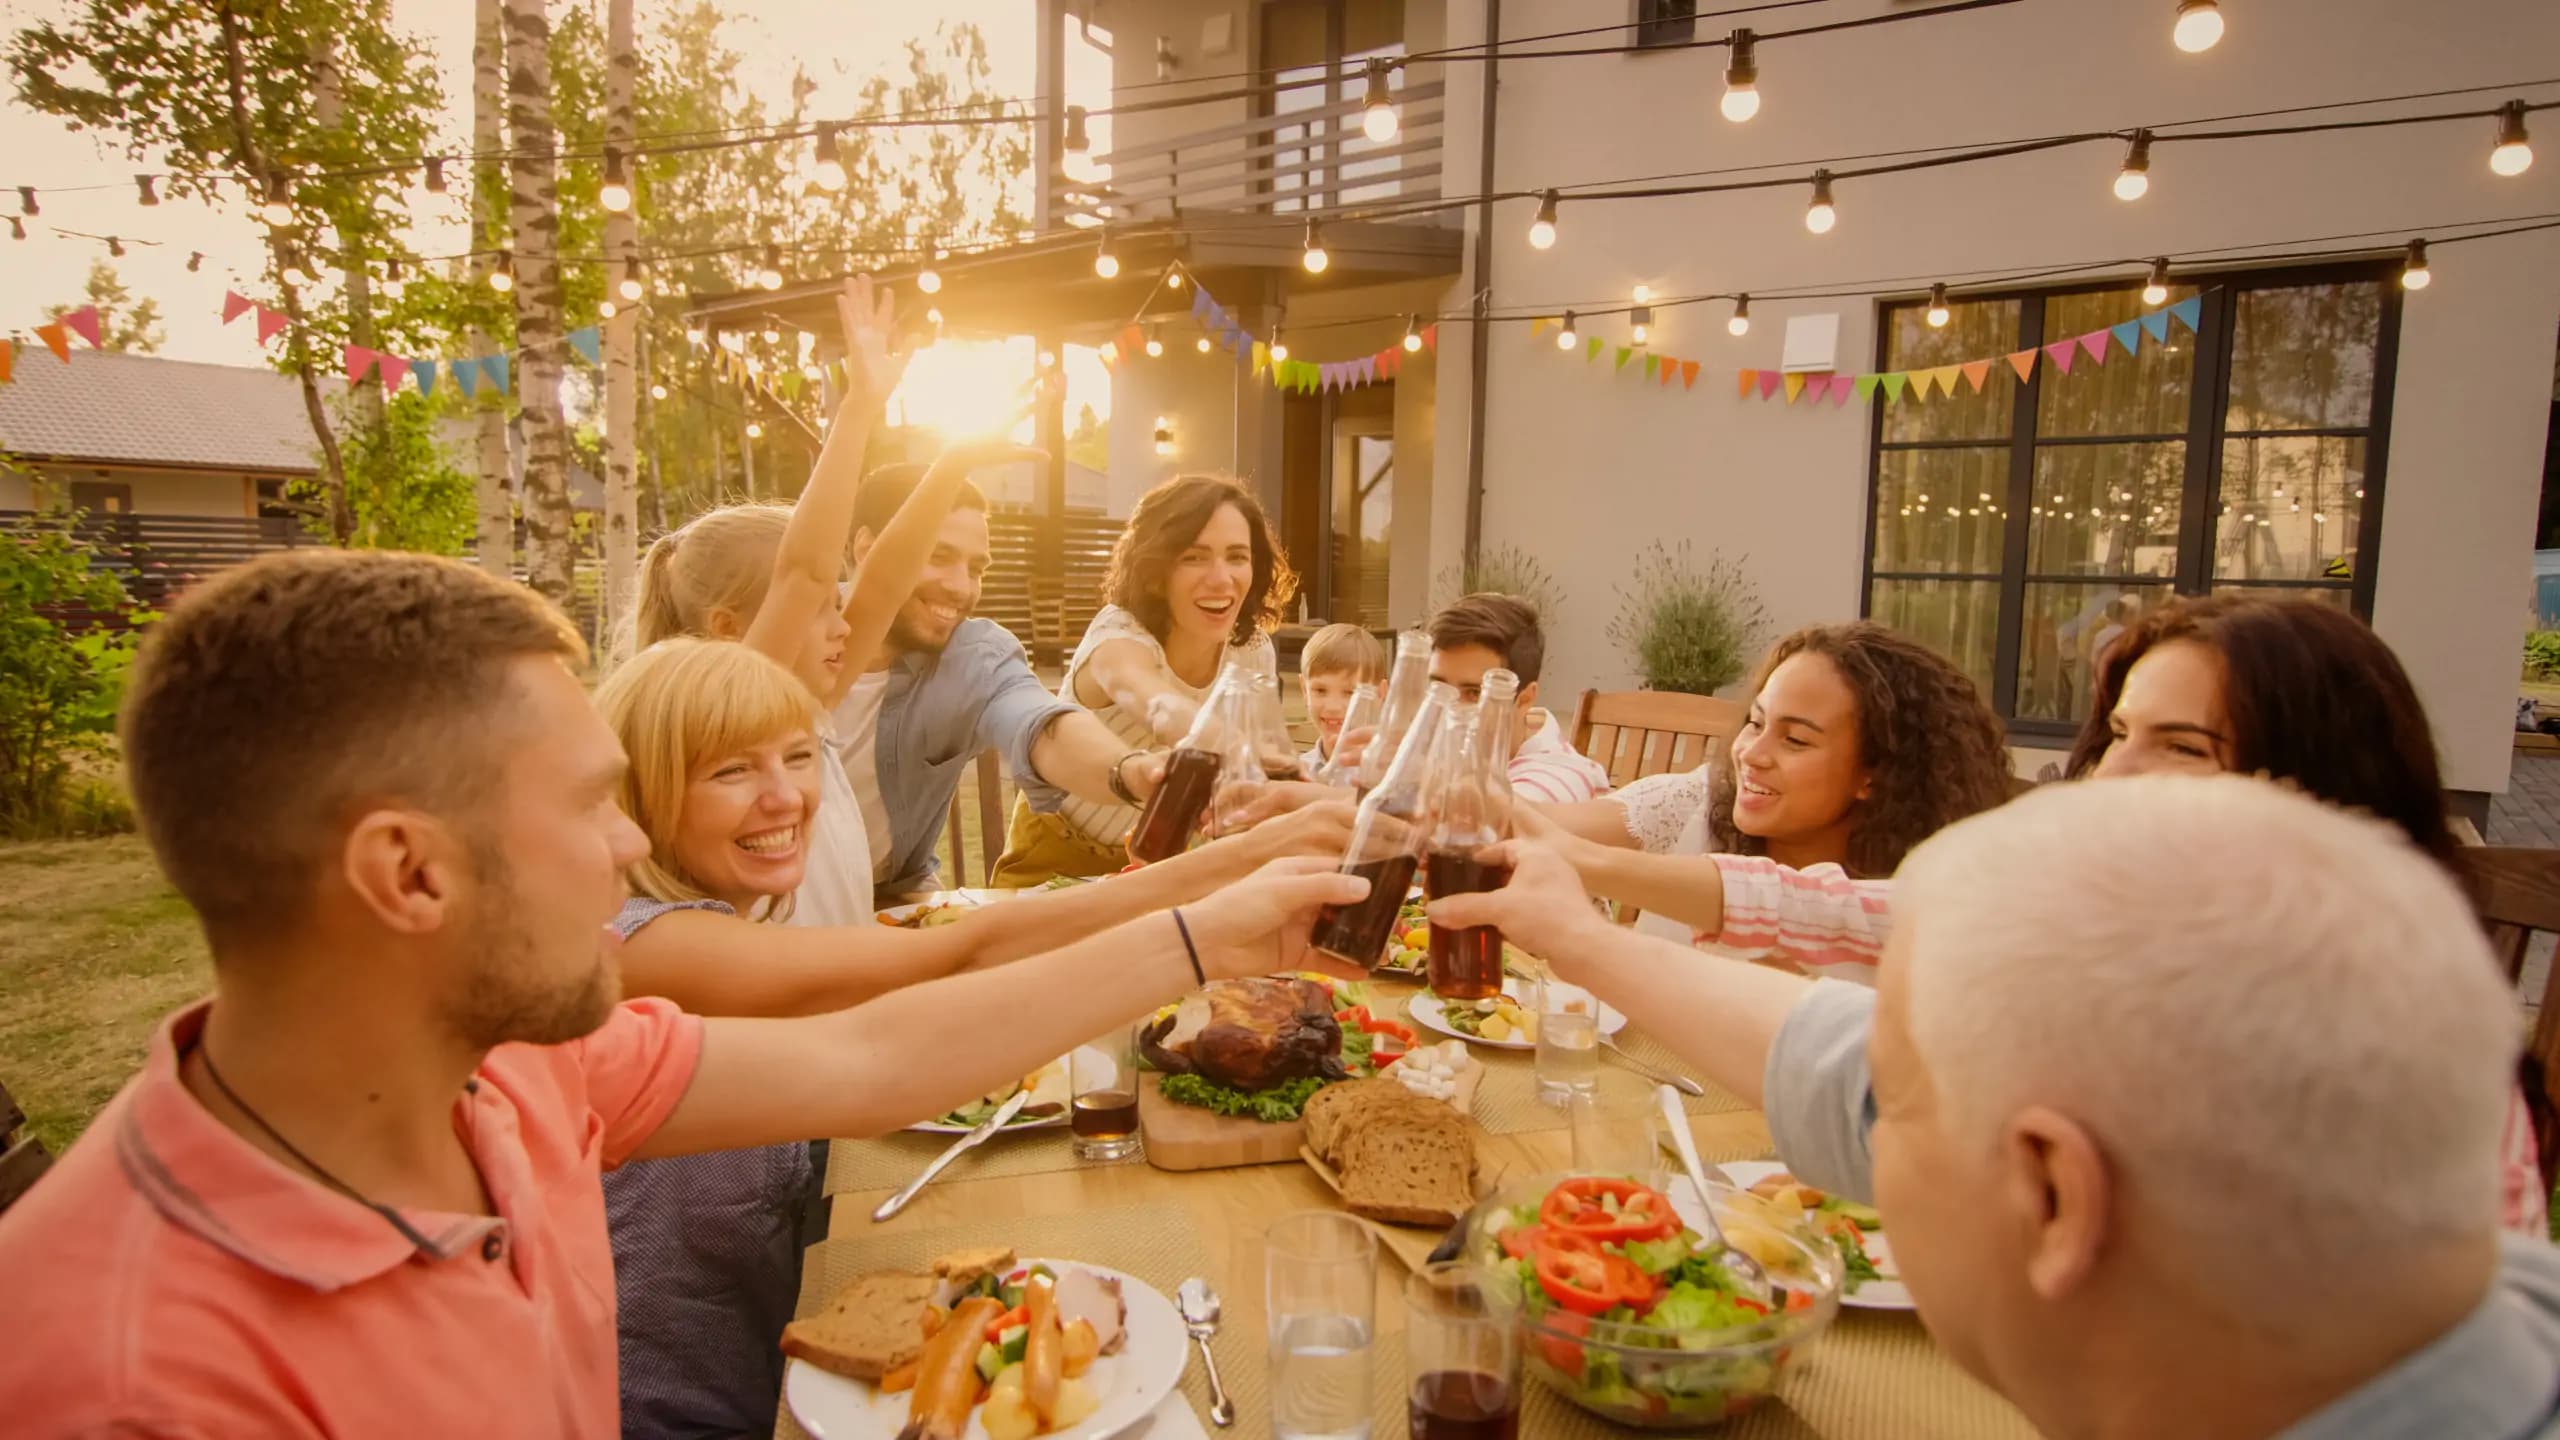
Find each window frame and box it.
[1858,258,2404,739]
[1631,0,1699,49]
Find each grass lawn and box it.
[0,834,210,1153]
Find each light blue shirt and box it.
[1762,980,2560,1440]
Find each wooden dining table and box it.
[780,896,2039,1440]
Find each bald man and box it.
[1435,775,2560,1440]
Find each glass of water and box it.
[1535,978,1602,1101]
[1265,1210,1377,1439]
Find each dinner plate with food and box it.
[1716,1161,1911,1309]
[782,1246,1188,1440]
[907,1050,1105,1135]
[1407,977,1628,1050]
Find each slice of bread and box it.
[779,1269,939,1381]
[1319,1084,1447,1170]
[931,1245,1018,1289]
[1338,1109,1475,1227]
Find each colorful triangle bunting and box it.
[1586,337,1603,362]
[2166,296,2202,332]
[1881,373,1908,403]
[1530,317,1553,340]
[452,355,479,397]
[0,339,13,385]
[2076,330,2111,364]
[1758,370,1784,400]
[255,306,289,345]
[1830,374,1853,407]
[1643,354,1660,380]
[1931,365,1962,398]
[2006,350,2037,382]
[483,354,509,392]
[221,291,254,324]
[1961,359,1993,393]
[568,326,601,366]
[1680,360,1699,390]
[34,322,70,363]
[1737,368,1757,398]
[344,344,377,385]
[2043,340,2076,375]
[1614,346,1633,372]
[59,306,103,349]
[2138,311,2171,345]
[1854,374,1880,403]
[408,359,439,396]
[2109,320,2143,357]
[1783,373,1807,403]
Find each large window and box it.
[1863,262,2400,732]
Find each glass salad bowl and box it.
[1455,1169,1844,1428]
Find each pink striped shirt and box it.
[1704,852,2549,1237]
[1510,710,1612,805]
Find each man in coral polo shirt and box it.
[0,550,1365,1438]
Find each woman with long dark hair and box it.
[990,474,1299,884]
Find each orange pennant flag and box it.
[1680,360,1699,390]
[34,321,70,363]
[1736,368,1757,398]
[1961,359,1994,393]
[1783,373,1808,404]
[0,338,12,385]
[2005,349,2037,382]
[1530,317,1554,340]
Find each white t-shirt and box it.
[790,716,875,929]
[830,670,897,883]
[1054,604,1277,846]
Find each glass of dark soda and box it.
[1405,1262,1520,1440]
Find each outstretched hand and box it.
[834,274,914,409]
[926,439,1049,481]
[1425,839,1610,963]
[1181,855,1372,982]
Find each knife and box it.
[873,1089,1031,1222]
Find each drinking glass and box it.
[1265,1210,1377,1439]
[1534,978,1601,1101]
[1405,1262,1521,1440]
[1068,1024,1141,1161]
[1567,1083,1665,1181]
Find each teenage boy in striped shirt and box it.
[1427,593,1612,804]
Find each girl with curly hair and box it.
[990,473,1299,884]
[1532,622,2014,981]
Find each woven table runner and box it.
[777,1204,1245,1440]
[822,1125,1142,1194]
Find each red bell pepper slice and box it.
[1534,1309,1591,1379]
[1533,1233,1654,1316]
[1496,1224,1547,1260]
[1334,1004,1371,1028]
[1538,1177,1679,1244]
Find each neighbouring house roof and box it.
[0,351,321,475]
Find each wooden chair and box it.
[2457,845,2560,1194]
[1567,688,1747,789]
[0,1078,51,1215]
[940,749,1010,889]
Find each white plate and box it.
[784,1260,1189,1440]
[1406,976,1627,1050]
[1713,1161,1915,1310]
[875,890,1009,927]
[907,1047,1107,1135]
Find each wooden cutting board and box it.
[1135,1072,1311,1171]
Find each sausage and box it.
[1023,1275,1063,1424]
[898,1295,1003,1440]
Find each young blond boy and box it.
[1297,622,1387,775]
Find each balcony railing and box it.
[1053,79,1447,227]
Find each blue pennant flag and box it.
[451,356,479,397]
[2138,311,2171,345]
[484,353,510,393]
[1190,285,1212,321]
[568,326,601,366]
[2109,320,2143,357]
[407,359,439,397]
[2166,295,2203,333]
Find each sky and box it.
[0,0,1106,432]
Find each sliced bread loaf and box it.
[778,1269,939,1381]
[1338,1110,1475,1227]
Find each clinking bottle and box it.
[1310,680,1458,965]
[1423,668,1519,1000]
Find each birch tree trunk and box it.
[471,0,514,576]
[313,36,383,453]
[599,0,639,650]
[504,0,574,611]
[638,322,666,532]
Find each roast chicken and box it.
[1139,976,1348,1092]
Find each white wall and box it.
[1431,0,2560,793]
[1107,339,1248,514]
[30,463,254,517]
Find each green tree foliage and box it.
[0,511,140,837]
[1067,404,1109,473]
[296,391,478,555]
[44,261,165,354]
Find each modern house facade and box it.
[695,0,2559,806]
[0,351,318,520]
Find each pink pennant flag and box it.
[59,306,103,349]
[255,306,290,345]
[343,345,376,385]
[1680,360,1700,391]
[1757,370,1784,400]
[1961,360,1993,393]
[2076,331,2111,364]
[2042,340,2076,375]
[377,355,404,392]
[1736,368,1757,398]
[221,291,254,324]
[2006,350,2037,382]
[1830,375,1854,407]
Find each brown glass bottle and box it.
[1311,681,1456,966]
[1423,669,1522,998]
[1125,746,1220,863]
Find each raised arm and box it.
[740,275,907,674]
[822,437,1044,707]
[636,858,1372,1155]
[1543,829,1893,977]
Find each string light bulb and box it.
[758,243,784,291]
[916,246,942,294]
[1803,170,1837,234]
[2142,257,2171,306]
[260,174,293,226]
[1093,229,1119,279]
[761,322,781,345]
[186,250,203,272]
[1556,310,1578,350]
[1720,29,1760,123]
[1630,288,1654,346]
[926,306,944,327]
[2399,238,2431,290]
[812,127,847,191]
[1064,106,1090,155]
[1270,330,1289,362]
[489,252,515,293]
[1403,314,1425,353]
[1153,416,1174,457]
[383,258,405,298]
[650,381,668,400]
[423,157,447,193]
[599,298,618,319]
[686,324,706,347]
[1925,284,1950,328]
[1728,294,1752,337]
[1301,218,1329,274]
[2172,0,2224,53]
[135,174,158,206]
[1164,266,1184,290]
[745,421,764,439]
[280,251,310,288]
[106,236,124,258]
[1360,58,1398,143]
[1195,335,1212,353]
[599,148,631,212]
[2114,130,2152,201]
[2491,101,2533,177]
[618,261,645,304]
[15,186,35,216]
[1144,324,1164,359]
[1527,189,1560,250]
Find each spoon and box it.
[1176,1277,1237,1428]
[1656,1084,1773,1303]
[1601,1035,1705,1096]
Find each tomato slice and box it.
[1538,1177,1679,1244]
[1533,1233,1653,1315]
[1496,1224,1547,1260]
[1534,1309,1591,1379]
[1359,1016,1417,1044]
[1334,1004,1371,1028]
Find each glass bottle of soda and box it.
[1311,681,1458,966]
[1238,648,1303,781]
[1125,665,1260,864]
[1424,668,1519,1000]
[1353,630,1435,794]
[1313,682,1383,788]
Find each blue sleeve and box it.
[1760,980,1879,1203]
[969,633,1079,813]
[611,896,736,939]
